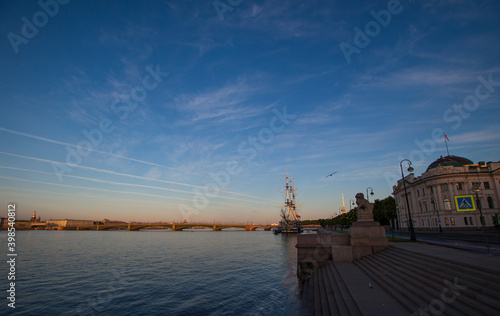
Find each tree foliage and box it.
[372,196,397,225]
[318,208,357,229]
[300,219,320,225]
[318,196,396,228]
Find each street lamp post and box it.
[431,198,443,233]
[366,187,374,202]
[473,183,491,255]
[400,159,416,241]
[396,204,402,238]
[349,199,355,211]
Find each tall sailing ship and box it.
[274,172,302,234]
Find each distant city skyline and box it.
[1,1,499,223]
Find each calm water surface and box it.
[1,230,299,315]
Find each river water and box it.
[0,230,299,315]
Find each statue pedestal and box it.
[296,193,390,279]
[350,221,388,260]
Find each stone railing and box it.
[296,223,388,280]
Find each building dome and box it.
[426,155,474,171]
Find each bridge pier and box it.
[127,223,131,231]
[96,224,99,231]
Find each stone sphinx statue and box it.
[355,193,374,222]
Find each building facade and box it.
[0,218,32,230]
[393,156,500,230]
[46,219,96,229]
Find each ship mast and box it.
[282,171,299,221]
[275,171,302,234]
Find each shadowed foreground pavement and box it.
[288,242,500,315]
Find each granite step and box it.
[377,248,500,311]
[297,263,364,315]
[386,246,500,290]
[363,251,485,315]
[355,256,435,314]
[326,263,362,316]
[355,246,500,316]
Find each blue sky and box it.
[1,0,499,223]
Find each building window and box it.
[422,188,425,195]
[469,217,473,225]
[445,218,449,226]
[421,219,425,226]
[456,183,463,190]
[427,218,430,226]
[444,198,451,211]
[484,182,490,189]
[488,197,494,209]
[441,183,448,191]
[434,218,438,226]
[419,202,423,213]
[477,198,482,209]
[424,203,428,212]
[450,217,455,226]
[464,217,469,225]
[430,186,434,193]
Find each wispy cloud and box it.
[172,76,271,126]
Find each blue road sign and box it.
[454,195,476,212]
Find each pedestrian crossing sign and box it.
[454,195,476,212]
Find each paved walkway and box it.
[388,241,500,271]
[288,241,500,315]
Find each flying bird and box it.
[325,172,337,178]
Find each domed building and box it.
[392,156,500,230]
[426,155,474,171]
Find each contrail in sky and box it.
[0,152,278,203]
[0,129,277,202]
[0,126,185,172]
[0,166,275,206]
[0,175,272,211]
[0,185,173,206]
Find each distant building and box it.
[0,218,8,230]
[393,156,500,230]
[15,220,32,230]
[0,218,32,230]
[46,219,96,229]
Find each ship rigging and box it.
[274,172,302,234]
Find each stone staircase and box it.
[299,262,362,316]
[355,246,500,315]
[290,245,500,315]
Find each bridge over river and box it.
[61,223,274,231]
